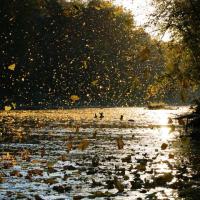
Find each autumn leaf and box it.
[4,106,12,111]
[113,176,124,192]
[91,80,98,86]
[11,102,16,109]
[70,95,80,102]
[94,6,101,10]
[8,63,16,71]
[161,143,168,150]
[78,139,89,151]
[168,153,174,159]
[116,136,124,150]
[67,142,73,151]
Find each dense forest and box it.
[0,0,199,109]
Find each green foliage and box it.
[151,0,200,84]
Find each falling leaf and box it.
[161,143,168,150]
[8,63,16,71]
[70,95,80,102]
[116,136,124,149]
[78,139,89,151]
[4,106,12,111]
[11,102,16,109]
[94,6,101,10]
[91,80,98,85]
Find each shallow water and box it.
[0,107,200,200]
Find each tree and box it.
[151,0,200,84]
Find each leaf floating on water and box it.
[8,63,16,71]
[70,95,80,102]
[168,153,174,159]
[116,136,124,149]
[0,174,4,183]
[161,143,168,150]
[113,176,124,192]
[92,130,97,139]
[10,170,22,177]
[28,169,43,176]
[67,142,73,151]
[78,139,89,151]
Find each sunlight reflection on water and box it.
[1,106,198,200]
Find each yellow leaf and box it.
[78,139,89,151]
[4,106,12,111]
[94,6,101,10]
[91,80,98,85]
[11,103,16,109]
[70,95,80,102]
[8,63,16,71]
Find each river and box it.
[0,107,200,199]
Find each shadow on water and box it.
[0,107,200,199]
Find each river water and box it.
[0,107,200,199]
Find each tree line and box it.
[0,0,187,109]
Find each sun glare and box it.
[113,0,171,41]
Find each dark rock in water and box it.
[153,173,173,186]
[106,179,115,189]
[35,194,45,200]
[63,165,76,170]
[114,176,124,192]
[130,180,142,189]
[86,168,97,175]
[73,196,84,200]
[53,185,72,193]
[122,155,132,163]
[92,156,99,167]
[91,179,104,187]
